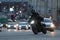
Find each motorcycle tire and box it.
[42,25,47,34]
[32,26,38,35]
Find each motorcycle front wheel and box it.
[32,25,38,35]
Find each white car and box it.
[0,23,3,32]
[18,21,30,30]
[6,22,19,29]
[42,18,55,32]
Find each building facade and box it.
[0,0,60,25]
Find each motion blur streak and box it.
[8,29,11,32]
[50,32,55,37]
[26,30,31,32]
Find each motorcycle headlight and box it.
[51,23,55,28]
[30,20,35,24]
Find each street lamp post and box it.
[57,0,58,26]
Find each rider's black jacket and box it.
[30,11,44,24]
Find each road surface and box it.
[0,29,60,40]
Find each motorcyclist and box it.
[31,10,44,22]
[29,9,47,34]
[32,10,44,27]
[30,9,44,25]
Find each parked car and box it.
[6,22,19,30]
[18,21,30,30]
[41,18,55,32]
[0,23,3,32]
[0,17,8,28]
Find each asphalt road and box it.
[0,29,60,40]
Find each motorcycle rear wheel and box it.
[42,26,47,34]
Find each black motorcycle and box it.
[30,19,47,35]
